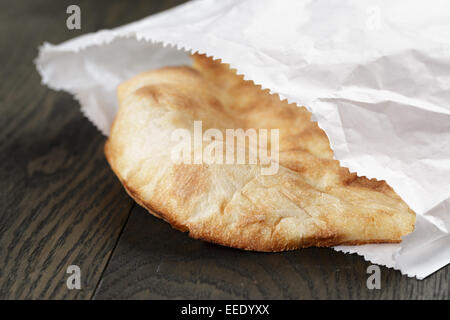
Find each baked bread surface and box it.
[105,54,415,251]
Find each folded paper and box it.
[36,0,450,279]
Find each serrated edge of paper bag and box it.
[36,27,441,280]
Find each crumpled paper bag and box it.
[36,0,450,279]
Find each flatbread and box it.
[105,54,415,251]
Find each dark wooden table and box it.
[0,0,448,300]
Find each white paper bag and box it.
[36,0,450,279]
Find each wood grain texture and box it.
[94,206,449,300]
[0,0,187,299]
[0,0,448,300]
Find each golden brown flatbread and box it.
[105,54,415,251]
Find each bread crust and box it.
[104,54,415,252]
